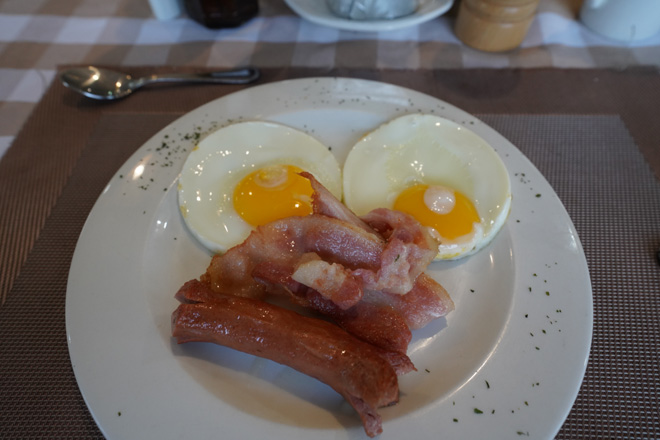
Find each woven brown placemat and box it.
[479,114,660,439]
[0,112,180,438]
[1,67,659,439]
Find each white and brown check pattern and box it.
[1,0,660,159]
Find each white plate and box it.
[66,78,592,440]
[284,0,454,32]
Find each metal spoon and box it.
[60,66,260,100]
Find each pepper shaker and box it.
[454,0,540,52]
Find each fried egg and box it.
[343,113,511,260]
[178,121,342,253]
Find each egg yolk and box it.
[233,164,313,226]
[393,184,480,239]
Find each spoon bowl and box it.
[60,66,260,100]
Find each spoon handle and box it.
[143,68,260,85]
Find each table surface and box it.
[1,1,660,439]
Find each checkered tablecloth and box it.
[2,0,660,160]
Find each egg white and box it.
[343,113,511,260]
[178,121,342,253]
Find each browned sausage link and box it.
[304,288,413,357]
[171,287,399,437]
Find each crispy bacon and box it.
[173,279,398,437]
[201,208,446,308]
[306,172,442,296]
[361,208,439,276]
[364,273,454,330]
[200,214,383,302]
[303,171,374,234]
[306,173,454,321]
[291,254,363,310]
[201,173,453,334]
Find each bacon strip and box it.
[173,280,398,437]
[303,171,374,234]
[365,273,455,330]
[305,173,454,321]
[200,214,383,303]
[306,172,444,296]
[201,206,449,310]
[201,174,453,338]
[291,255,363,310]
[361,208,439,276]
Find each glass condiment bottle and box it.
[184,0,259,28]
[454,0,540,52]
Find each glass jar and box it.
[184,0,259,28]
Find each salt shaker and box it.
[184,0,259,28]
[454,0,540,52]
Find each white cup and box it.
[580,0,660,42]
